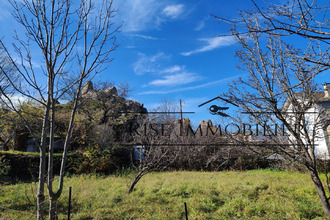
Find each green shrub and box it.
[71,143,132,174]
[0,155,10,175]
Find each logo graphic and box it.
[198,95,238,117]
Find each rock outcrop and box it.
[81,81,147,120]
[81,81,94,96]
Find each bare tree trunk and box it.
[47,80,83,219]
[128,170,146,194]
[308,169,330,217]
[59,80,83,179]
[49,197,58,220]
[48,95,57,220]
[37,98,50,220]
[37,148,46,220]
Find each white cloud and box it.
[161,65,183,74]
[139,76,240,95]
[181,36,236,56]
[1,94,32,108]
[11,55,42,70]
[133,53,202,88]
[149,72,200,87]
[116,1,187,32]
[133,52,170,75]
[116,0,162,32]
[194,17,210,31]
[163,4,184,19]
[133,34,159,40]
[194,17,209,31]
[194,20,206,31]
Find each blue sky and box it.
[0,0,329,126]
[106,0,257,125]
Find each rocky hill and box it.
[72,81,148,148]
[81,81,147,117]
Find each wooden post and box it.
[184,202,188,220]
[68,187,72,220]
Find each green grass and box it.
[0,150,63,156]
[0,150,40,156]
[0,170,327,219]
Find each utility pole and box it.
[180,99,184,143]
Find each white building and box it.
[282,83,330,159]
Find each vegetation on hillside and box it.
[0,82,146,152]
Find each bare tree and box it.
[0,47,19,108]
[0,0,120,219]
[215,0,330,74]
[128,144,181,194]
[224,22,330,215]
[127,118,181,194]
[117,82,133,98]
[214,0,330,216]
[151,98,179,124]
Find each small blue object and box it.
[133,145,145,161]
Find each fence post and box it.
[184,202,188,220]
[68,186,72,220]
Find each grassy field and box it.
[0,169,327,219]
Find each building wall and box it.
[286,104,329,159]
